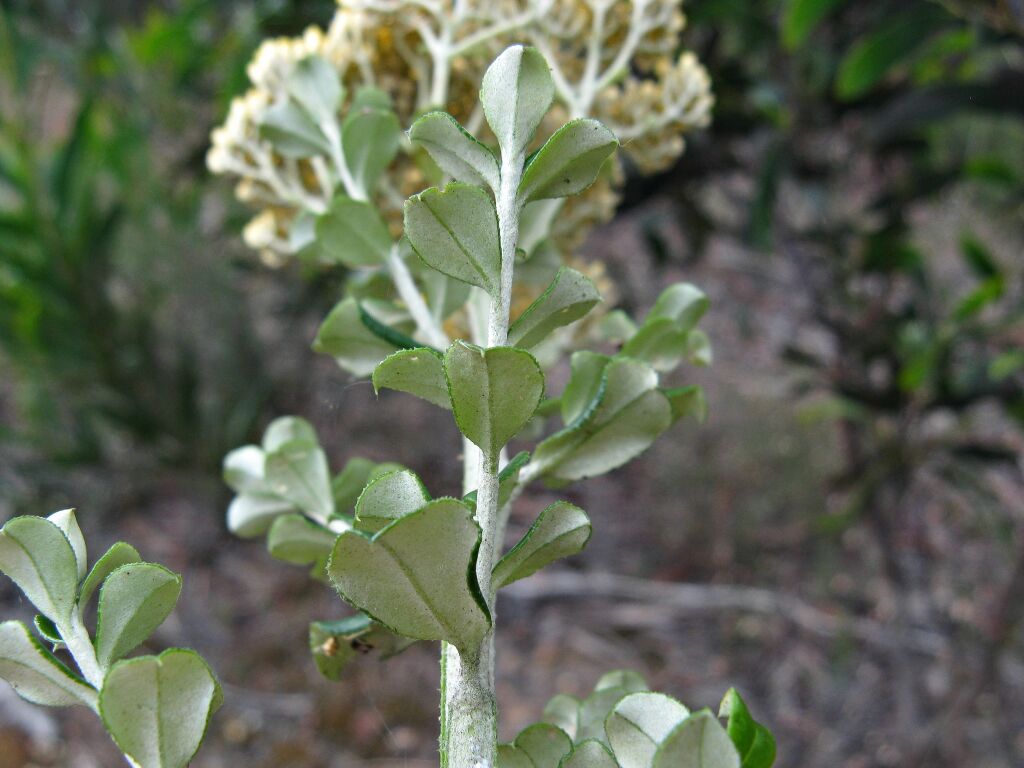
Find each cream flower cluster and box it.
[208,0,713,261]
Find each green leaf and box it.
[226,495,295,538]
[560,740,619,768]
[621,318,689,372]
[835,8,947,100]
[265,439,334,522]
[648,283,709,333]
[222,445,268,495]
[482,45,554,155]
[686,330,713,366]
[332,458,397,515]
[0,620,96,708]
[543,693,582,740]
[535,358,672,482]
[0,516,79,625]
[598,310,638,343]
[342,104,401,196]
[285,55,342,125]
[409,111,500,190]
[328,499,490,651]
[666,386,708,425]
[315,296,399,378]
[309,614,415,680]
[606,692,691,768]
[781,0,847,49]
[518,119,617,203]
[33,615,63,646]
[316,196,392,267]
[100,649,222,768]
[444,342,545,460]
[79,542,142,607]
[561,351,612,426]
[267,514,337,566]
[719,689,776,768]
[95,563,182,669]
[354,469,431,533]
[259,99,330,158]
[492,502,591,589]
[404,183,501,295]
[372,348,451,409]
[508,267,602,349]
[47,509,86,581]
[653,710,740,768]
[263,416,318,452]
[502,723,574,768]
[578,670,649,743]
[960,234,1001,279]
[358,303,423,350]
[498,745,535,768]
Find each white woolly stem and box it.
[441,144,524,768]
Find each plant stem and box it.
[441,147,524,768]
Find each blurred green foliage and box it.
[0,2,332,470]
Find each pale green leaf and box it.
[578,670,649,743]
[263,416,318,452]
[316,196,392,267]
[409,111,499,190]
[333,458,405,515]
[222,445,269,495]
[508,267,602,349]
[354,469,431,533]
[606,692,690,768]
[342,104,400,195]
[518,119,617,203]
[79,542,142,607]
[100,649,222,768]
[560,351,611,426]
[328,499,490,651]
[404,183,500,295]
[259,99,330,158]
[444,342,545,460]
[226,494,294,538]
[598,310,638,343]
[536,358,672,482]
[620,317,689,372]
[648,283,709,333]
[47,509,86,581]
[686,329,713,366]
[510,723,574,768]
[372,348,450,409]
[492,502,591,589]
[654,710,740,768]
[560,740,618,768]
[265,440,334,522]
[314,297,398,377]
[285,55,342,125]
[497,745,534,768]
[481,46,554,155]
[0,621,96,708]
[267,514,337,565]
[666,386,707,425]
[518,198,564,257]
[0,516,78,625]
[543,693,581,741]
[95,564,181,669]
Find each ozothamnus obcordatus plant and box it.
[0,35,772,768]
[219,44,775,768]
[0,509,221,767]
